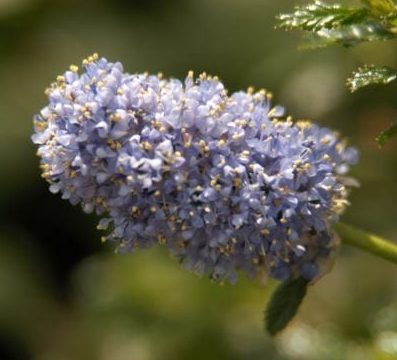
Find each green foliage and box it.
[301,21,393,48]
[277,1,396,48]
[277,1,371,32]
[264,277,309,336]
[361,0,397,16]
[347,65,397,92]
[376,121,397,146]
[277,0,397,144]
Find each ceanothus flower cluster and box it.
[32,54,358,283]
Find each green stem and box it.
[335,223,397,265]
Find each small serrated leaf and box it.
[347,65,397,92]
[361,0,397,16]
[277,1,371,32]
[265,277,309,336]
[376,121,397,146]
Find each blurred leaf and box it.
[361,0,397,16]
[277,1,371,32]
[376,121,397,146]
[300,20,394,48]
[347,65,397,92]
[264,277,308,336]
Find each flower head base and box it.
[32,55,358,283]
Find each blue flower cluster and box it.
[32,54,358,283]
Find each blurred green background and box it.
[0,0,397,359]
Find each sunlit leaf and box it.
[347,65,397,92]
[376,121,397,146]
[277,1,371,32]
[300,21,394,48]
[265,277,308,336]
[361,0,397,16]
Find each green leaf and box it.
[265,277,309,336]
[277,1,371,32]
[361,0,397,16]
[300,21,394,48]
[347,65,397,92]
[376,121,397,146]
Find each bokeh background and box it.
[0,0,397,359]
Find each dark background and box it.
[0,0,396,359]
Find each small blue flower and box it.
[32,54,358,283]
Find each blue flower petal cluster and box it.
[32,55,358,283]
